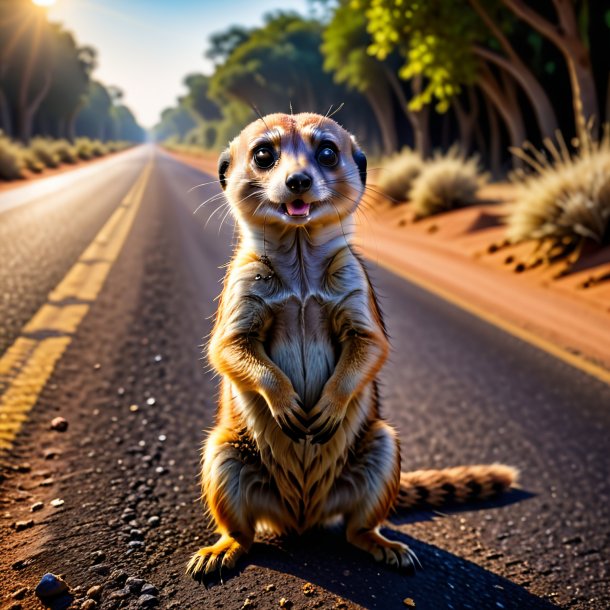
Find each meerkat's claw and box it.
[347,529,419,573]
[186,535,247,579]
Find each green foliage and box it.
[363,0,483,112]
[322,2,379,92]
[0,134,25,180]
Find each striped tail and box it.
[396,464,518,509]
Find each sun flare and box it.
[32,0,56,7]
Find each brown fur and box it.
[187,113,517,578]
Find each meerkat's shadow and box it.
[196,488,556,609]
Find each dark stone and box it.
[137,594,159,608]
[141,584,158,596]
[125,577,145,593]
[35,573,68,598]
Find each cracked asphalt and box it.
[0,147,609,610]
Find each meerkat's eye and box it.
[253,146,276,169]
[317,145,338,168]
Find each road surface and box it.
[0,147,608,610]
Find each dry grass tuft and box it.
[53,139,78,164]
[376,148,424,203]
[30,137,61,168]
[0,133,25,180]
[410,147,487,219]
[507,126,610,267]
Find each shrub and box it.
[410,147,487,219]
[22,149,45,173]
[53,139,78,164]
[507,127,610,264]
[0,133,25,180]
[90,139,108,157]
[75,138,94,160]
[377,148,423,202]
[30,137,61,168]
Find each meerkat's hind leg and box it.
[332,420,419,572]
[346,527,420,572]
[187,532,252,579]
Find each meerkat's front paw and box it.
[347,529,420,573]
[308,391,349,444]
[186,534,248,579]
[267,391,309,441]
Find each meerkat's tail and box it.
[396,464,518,509]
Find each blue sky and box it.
[47,0,310,127]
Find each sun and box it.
[32,0,56,6]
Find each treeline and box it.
[0,0,145,143]
[155,1,610,172]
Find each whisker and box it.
[187,179,222,193]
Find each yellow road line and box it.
[0,155,154,450]
[375,257,610,387]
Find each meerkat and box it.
[187,112,517,578]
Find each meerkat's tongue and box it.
[285,199,310,216]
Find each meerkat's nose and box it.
[286,172,312,195]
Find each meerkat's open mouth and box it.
[283,199,311,217]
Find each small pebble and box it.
[126,577,145,593]
[35,573,68,598]
[130,404,139,412]
[86,585,102,599]
[50,498,64,508]
[242,599,255,609]
[109,569,127,585]
[146,397,156,406]
[31,502,44,512]
[404,599,416,607]
[14,520,34,531]
[50,417,68,432]
[147,516,160,527]
[279,599,293,608]
[81,600,97,610]
[302,583,316,596]
[141,584,158,596]
[90,551,105,564]
[264,584,276,592]
[138,594,159,608]
[88,565,110,576]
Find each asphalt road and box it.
[1,147,609,610]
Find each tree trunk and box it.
[364,89,397,155]
[479,66,526,157]
[484,93,502,178]
[469,0,558,138]
[501,0,599,139]
[17,71,51,143]
[452,88,478,154]
[382,65,429,156]
[0,87,12,136]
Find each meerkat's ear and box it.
[350,136,367,186]
[218,149,231,190]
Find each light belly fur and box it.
[266,295,336,410]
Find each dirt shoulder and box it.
[0,147,139,196]
[168,151,610,374]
